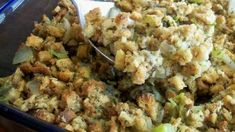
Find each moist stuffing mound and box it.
[0,0,235,131]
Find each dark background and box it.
[0,0,8,7]
[0,0,59,77]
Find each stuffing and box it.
[57,109,77,123]
[115,0,133,12]
[77,66,91,79]
[56,58,74,71]
[107,117,119,132]
[182,62,201,76]
[201,68,219,84]
[192,45,210,62]
[173,49,193,66]
[88,122,104,132]
[114,49,125,70]
[34,109,55,123]
[134,115,153,132]
[20,62,50,75]
[118,111,135,127]
[38,51,53,62]
[130,11,142,21]
[34,95,59,112]
[61,90,81,112]
[47,25,65,38]
[26,34,44,49]
[114,13,130,26]
[132,65,148,85]
[168,75,186,91]
[144,15,163,27]
[2,0,235,131]
[76,44,90,59]
[57,70,74,82]
[71,116,87,131]
[71,23,84,41]
[190,4,216,25]
[137,93,162,121]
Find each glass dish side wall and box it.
[0,0,63,131]
[0,0,58,76]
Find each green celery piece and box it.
[152,124,176,132]
[169,98,177,107]
[190,0,204,4]
[211,48,224,59]
[50,49,68,59]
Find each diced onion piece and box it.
[26,80,40,95]
[13,47,33,64]
[228,0,235,13]
[108,7,121,18]
[63,18,71,43]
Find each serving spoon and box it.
[72,0,117,63]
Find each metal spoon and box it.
[72,0,116,63]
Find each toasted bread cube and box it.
[77,66,91,78]
[77,44,90,59]
[115,50,126,70]
[34,109,55,123]
[168,75,186,91]
[26,34,44,49]
[38,51,52,62]
[57,70,74,82]
[56,58,74,71]
[132,65,147,85]
[47,25,65,38]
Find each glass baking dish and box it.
[0,0,64,131]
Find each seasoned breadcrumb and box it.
[0,0,234,131]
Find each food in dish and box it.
[0,0,235,131]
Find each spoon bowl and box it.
[72,0,116,63]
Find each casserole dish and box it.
[0,0,235,131]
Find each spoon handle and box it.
[87,39,114,63]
